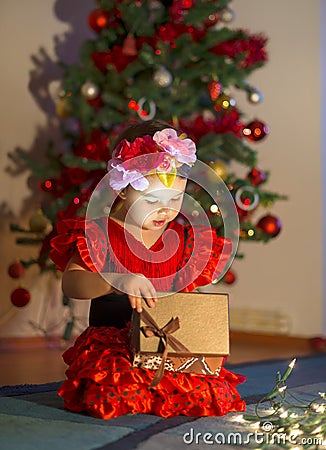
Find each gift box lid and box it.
[130,292,229,356]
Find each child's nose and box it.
[157,206,169,215]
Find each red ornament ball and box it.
[243,120,269,142]
[236,205,249,219]
[11,287,31,308]
[88,9,111,33]
[247,168,266,186]
[8,261,26,279]
[310,336,326,352]
[223,270,237,285]
[256,214,282,238]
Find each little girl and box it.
[50,119,246,419]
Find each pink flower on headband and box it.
[153,129,197,165]
[108,160,150,191]
[156,154,175,173]
[107,128,197,191]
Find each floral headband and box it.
[107,128,197,191]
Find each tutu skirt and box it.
[58,326,246,419]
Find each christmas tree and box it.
[9,0,286,313]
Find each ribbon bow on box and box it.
[140,309,191,387]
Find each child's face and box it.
[122,175,187,230]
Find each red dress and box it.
[50,217,246,419]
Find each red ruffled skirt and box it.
[58,326,246,419]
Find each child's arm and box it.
[62,252,157,312]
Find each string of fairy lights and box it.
[231,358,326,449]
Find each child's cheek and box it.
[139,205,157,221]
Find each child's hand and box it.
[112,273,157,312]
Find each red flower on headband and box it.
[113,135,159,162]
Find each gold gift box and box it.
[129,292,229,384]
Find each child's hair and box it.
[114,119,179,147]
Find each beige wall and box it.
[224,0,323,336]
[322,0,326,335]
[0,0,92,336]
[0,0,324,336]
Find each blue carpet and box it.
[0,355,325,450]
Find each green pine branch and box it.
[198,132,257,167]
[185,1,231,24]
[10,224,35,234]
[60,154,107,170]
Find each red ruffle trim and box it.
[50,218,233,293]
[58,326,246,419]
[50,218,108,272]
[176,225,233,292]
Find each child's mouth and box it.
[153,220,166,227]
